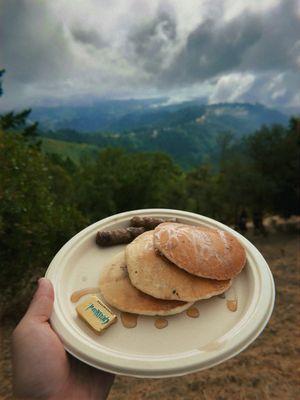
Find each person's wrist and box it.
[47,372,114,400]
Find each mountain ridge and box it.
[36,100,290,169]
[31,100,289,134]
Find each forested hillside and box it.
[2,91,289,168]
[37,102,290,168]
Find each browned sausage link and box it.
[96,227,146,246]
[130,216,177,230]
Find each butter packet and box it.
[76,295,117,334]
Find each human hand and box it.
[12,278,115,400]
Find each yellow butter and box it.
[76,295,117,333]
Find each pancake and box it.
[126,231,232,301]
[99,251,192,316]
[154,223,246,280]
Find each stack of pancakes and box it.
[99,223,246,316]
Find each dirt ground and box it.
[1,231,299,400]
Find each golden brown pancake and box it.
[99,251,193,316]
[126,231,232,301]
[154,223,246,280]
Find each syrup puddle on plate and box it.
[224,286,238,312]
[154,318,168,329]
[186,306,200,318]
[70,287,99,303]
[121,312,138,328]
[227,299,238,312]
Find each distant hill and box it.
[35,100,290,168]
[31,98,167,132]
[32,100,289,134]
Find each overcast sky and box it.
[0,0,299,111]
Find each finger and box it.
[24,278,54,322]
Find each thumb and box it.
[24,278,54,322]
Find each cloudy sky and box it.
[0,0,299,111]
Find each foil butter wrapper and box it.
[76,295,117,334]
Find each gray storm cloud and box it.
[70,27,106,49]
[159,14,263,85]
[157,0,299,86]
[241,0,300,72]
[0,0,73,83]
[0,0,299,110]
[128,11,178,73]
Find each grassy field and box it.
[1,230,299,400]
[41,137,100,163]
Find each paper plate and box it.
[45,209,275,378]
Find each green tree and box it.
[78,148,186,221]
[0,129,86,317]
[246,120,300,217]
[0,68,5,96]
[0,70,39,140]
[186,164,223,220]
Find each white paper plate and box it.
[45,209,275,378]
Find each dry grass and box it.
[1,231,299,400]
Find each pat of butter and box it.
[76,295,117,334]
